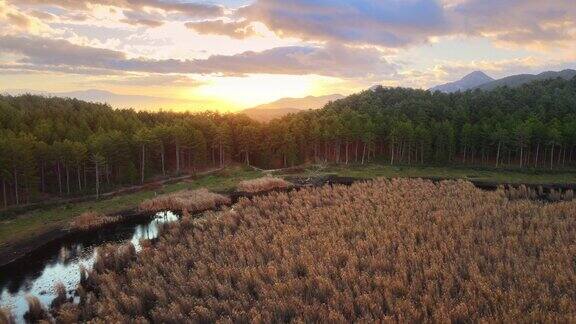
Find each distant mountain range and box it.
[242,94,344,122]
[1,89,345,119]
[475,69,576,91]
[0,89,191,110]
[430,71,494,93]
[5,69,574,118]
[431,69,576,93]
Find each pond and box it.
[0,211,179,323]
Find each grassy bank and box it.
[0,167,263,248]
[2,163,576,248]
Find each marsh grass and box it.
[69,212,120,231]
[54,303,80,324]
[139,188,230,213]
[50,282,68,310]
[24,296,48,323]
[237,176,291,193]
[59,179,576,322]
[0,308,15,324]
[93,244,136,274]
[503,184,575,201]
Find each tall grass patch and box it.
[66,179,576,322]
[237,176,291,193]
[139,188,230,213]
[69,211,120,231]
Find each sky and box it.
[0,0,575,112]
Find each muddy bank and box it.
[0,208,152,268]
[0,228,68,269]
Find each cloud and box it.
[8,0,576,50]
[430,57,544,79]
[0,0,52,34]
[237,0,449,47]
[121,18,163,27]
[216,0,576,50]
[0,63,125,75]
[5,11,31,28]
[451,0,576,47]
[3,0,574,92]
[121,10,163,27]
[185,19,256,39]
[11,0,224,18]
[0,35,125,67]
[0,35,397,78]
[29,10,56,21]
[185,43,396,78]
[93,74,205,87]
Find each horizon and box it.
[1,0,575,111]
[3,67,574,113]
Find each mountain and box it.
[243,94,344,122]
[474,69,576,91]
[248,94,344,111]
[241,107,302,122]
[369,85,382,92]
[430,71,494,93]
[430,69,576,94]
[1,89,191,110]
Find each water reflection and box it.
[0,211,178,322]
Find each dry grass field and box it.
[139,189,231,214]
[0,307,15,324]
[237,176,291,193]
[54,179,576,322]
[69,212,120,231]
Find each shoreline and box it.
[0,208,145,268]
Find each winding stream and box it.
[0,211,179,322]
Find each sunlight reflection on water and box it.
[0,211,178,323]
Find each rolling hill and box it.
[1,89,193,110]
[242,94,344,122]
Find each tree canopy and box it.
[1,76,576,207]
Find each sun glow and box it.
[192,74,322,110]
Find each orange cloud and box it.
[0,36,397,79]
[185,19,256,39]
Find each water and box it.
[0,211,179,322]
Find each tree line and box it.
[1,76,576,207]
[272,77,576,169]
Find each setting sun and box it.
[191,74,346,110]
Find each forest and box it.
[1,76,576,207]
